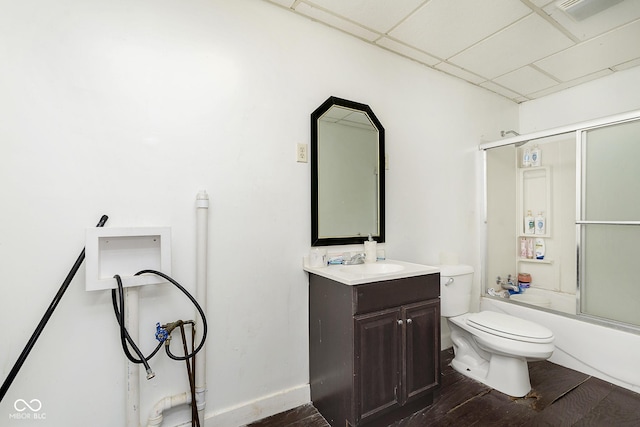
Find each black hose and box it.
[110,269,207,378]
[178,323,199,427]
[135,269,207,361]
[110,285,163,364]
[0,215,109,404]
[112,274,161,379]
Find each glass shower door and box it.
[579,118,640,328]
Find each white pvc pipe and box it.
[126,192,209,427]
[195,190,209,427]
[126,287,140,427]
[146,393,191,427]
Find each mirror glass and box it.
[311,96,385,246]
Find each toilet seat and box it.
[467,311,553,343]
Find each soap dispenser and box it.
[364,234,377,264]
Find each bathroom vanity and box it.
[305,260,440,427]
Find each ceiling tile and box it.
[526,69,613,99]
[434,62,486,85]
[535,19,640,82]
[389,0,532,59]
[262,0,640,104]
[305,0,424,33]
[295,2,379,42]
[375,37,440,66]
[614,57,640,71]
[530,0,554,7]
[492,66,559,95]
[479,81,522,100]
[543,0,640,41]
[448,14,574,79]
[266,0,296,8]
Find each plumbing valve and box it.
[155,322,169,343]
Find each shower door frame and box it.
[480,108,640,334]
[576,117,640,331]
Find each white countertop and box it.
[303,259,440,286]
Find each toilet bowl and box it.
[440,265,554,397]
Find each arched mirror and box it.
[311,96,385,246]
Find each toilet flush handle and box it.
[444,278,454,286]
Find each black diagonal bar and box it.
[0,215,108,403]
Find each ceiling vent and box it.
[556,0,624,21]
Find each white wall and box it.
[520,66,640,132]
[0,0,517,426]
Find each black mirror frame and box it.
[311,96,385,246]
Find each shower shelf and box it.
[516,164,553,269]
[518,258,553,264]
[518,166,551,237]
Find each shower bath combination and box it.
[483,110,640,394]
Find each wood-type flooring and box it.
[247,348,640,427]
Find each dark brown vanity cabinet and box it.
[309,273,440,427]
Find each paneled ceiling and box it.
[264,0,640,103]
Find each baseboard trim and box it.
[203,384,310,427]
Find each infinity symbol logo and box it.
[14,399,42,412]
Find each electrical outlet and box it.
[297,143,308,163]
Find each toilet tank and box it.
[439,264,474,317]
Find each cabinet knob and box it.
[406,318,412,324]
[397,319,403,325]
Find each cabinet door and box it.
[402,300,440,404]
[354,308,401,424]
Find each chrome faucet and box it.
[497,274,519,292]
[343,253,366,265]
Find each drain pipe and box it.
[195,190,209,426]
[126,287,141,427]
[146,393,191,427]
[129,192,209,427]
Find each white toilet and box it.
[440,264,554,397]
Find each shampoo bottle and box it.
[519,238,527,258]
[531,145,541,167]
[535,212,546,235]
[526,238,534,259]
[524,210,535,235]
[522,148,531,167]
[535,238,545,260]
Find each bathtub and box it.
[481,296,640,394]
[508,287,576,315]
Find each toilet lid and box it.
[466,311,554,343]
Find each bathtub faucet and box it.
[497,275,520,293]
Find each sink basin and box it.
[305,259,439,285]
[341,263,405,275]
